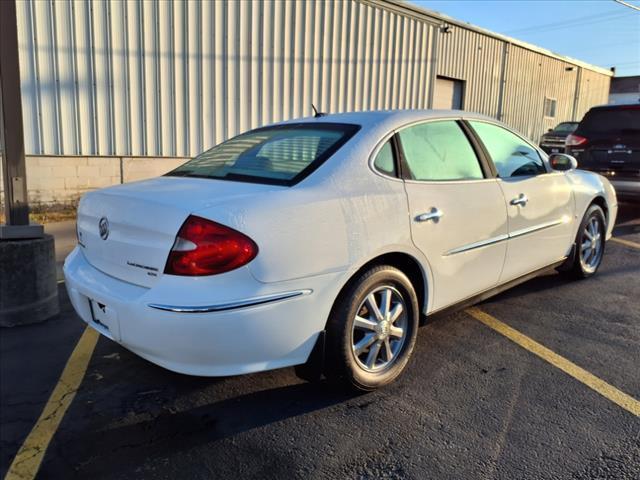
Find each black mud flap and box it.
[294,330,325,382]
[557,243,577,272]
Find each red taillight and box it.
[164,215,258,276]
[565,134,588,147]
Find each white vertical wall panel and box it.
[125,1,141,155]
[92,0,113,155]
[33,0,59,154]
[17,0,610,157]
[53,0,79,154]
[16,1,40,155]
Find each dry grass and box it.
[0,204,77,225]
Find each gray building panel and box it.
[436,26,504,118]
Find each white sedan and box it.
[64,110,617,390]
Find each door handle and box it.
[415,208,443,223]
[510,194,528,207]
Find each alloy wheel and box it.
[350,285,408,372]
[580,216,603,273]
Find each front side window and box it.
[468,121,546,178]
[397,120,484,181]
[373,140,396,176]
[167,123,360,186]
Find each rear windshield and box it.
[580,107,640,134]
[167,123,360,186]
[552,122,578,133]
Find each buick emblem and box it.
[98,217,109,240]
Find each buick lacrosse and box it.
[64,110,617,390]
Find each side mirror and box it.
[549,153,578,171]
[548,128,553,132]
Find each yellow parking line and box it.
[467,307,640,417]
[611,237,640,250]
[5,327,99,480]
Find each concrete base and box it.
[0,234,59,327]
[0,222,44,239]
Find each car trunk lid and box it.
[77,176,279,287]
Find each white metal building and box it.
[6,0,613,205]
[608,75,640,105]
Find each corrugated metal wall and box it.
[502,44,582,142]
[576,68,611,119]
[16,0,610,157]
[16,0,436,157]
[436,26,504,118]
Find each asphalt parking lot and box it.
[1,203,639,480]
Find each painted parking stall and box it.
[2,205,638,479]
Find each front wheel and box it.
[564,204,607,279]
[324,265,419,391]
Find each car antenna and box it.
[311,104,326,118]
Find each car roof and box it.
[275,109,497,132]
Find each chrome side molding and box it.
[148,289,313,313]
[445,234,509,256]
[509,217,569,239]
[445,217,570,256]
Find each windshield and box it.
[167,123,360,186]
[552,122,578,133]
[580,107,640,133]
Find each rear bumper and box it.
[63,247,343,376]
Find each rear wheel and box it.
[325,265,419,391]
[565,204,606,279]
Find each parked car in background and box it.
[64,110,617,391]
[539,121,579,154]
[566,104,639,201]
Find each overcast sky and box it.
[412,0,640,77]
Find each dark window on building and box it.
[543,98,557,118]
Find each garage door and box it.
[434,77,464,110]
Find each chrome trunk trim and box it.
[148,289,312,313]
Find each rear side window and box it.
[468,121,546,178]
[373,140,396,176]
[580,108,640,134]
[167,123,360,186]
[397,120,483,181]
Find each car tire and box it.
[564,204,607,279]
[324,265,419,391]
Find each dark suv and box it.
[566,104,639,200]
[539,121,578,154]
